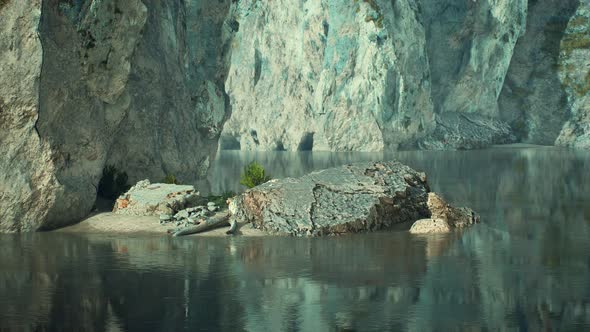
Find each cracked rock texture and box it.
[499,0,579,144]
[113,180,200,216]
[417,112,516,150]
[2,0,590,232]
[0,0,231,232]
[410,193,479,234]
[231,161,477,236]
[220,0,435,152]
[0,0,57,232]
[220,0,526,151]
[556,1,590,149]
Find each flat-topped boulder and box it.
[230,161,479,236]
[113,180,200,216]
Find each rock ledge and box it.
[230,161,479,236]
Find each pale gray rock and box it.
[0,0,58,232]
[416,112,516,150]
[230,161,478,236]
[174,210,190,221]
[409,219,452,234]
[220,0,527,152]
[220,0,435,152]
[422,0,527,117]
[113,180,200,216]
[556,2,590,149]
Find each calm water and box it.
[2,147,590,331]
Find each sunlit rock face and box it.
[422,0,527,117]
[220,0,527,151]
[220,0,435,152]
[0,0,231,232]
[556,1,590,149]
[0,0,56,232]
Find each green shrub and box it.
[162,174,179,184]
[240,161,272,188]
[98,165,129,200]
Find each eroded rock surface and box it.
[113,180,200,217]
[0,0,231,232]
[410,193,479,234]
[556,2,590,149]
[0,0,57,232]
[231,161,478,236]
[220,0,527,151]
[220,0,435,152]
[417,113,516,150]
[499,0,579,144]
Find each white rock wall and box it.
[220,0,435,152]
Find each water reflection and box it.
[1,147,590,331]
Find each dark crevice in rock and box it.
[298,133,314,151]
[254,49,262,86]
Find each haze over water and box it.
[2,147,590,331]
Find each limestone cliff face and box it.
[499,0,579,144]
[2,0,590,232]
[220,0,527,151]
[422,0,527,117]
[220,0,435,152]
[0,0,230,232]
[556,0,590,149]
[0,0,58,232]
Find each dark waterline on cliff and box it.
[2,147,590,331]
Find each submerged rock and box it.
[113,180,200,216]
[230,161,478,236]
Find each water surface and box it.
[2,147,590,331]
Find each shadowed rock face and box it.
[231,161,478,236]
[499,0,579,144]
[0,0,231,232]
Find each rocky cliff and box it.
[556,0,590,148]
[0,0,230,232]
[220,0,590,151]
[220,0,527,151]
[220,0,435,152]
[2,0,590,232]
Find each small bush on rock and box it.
[162,174,179,184]
[240,161,271,188]
[98,165,129,200]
